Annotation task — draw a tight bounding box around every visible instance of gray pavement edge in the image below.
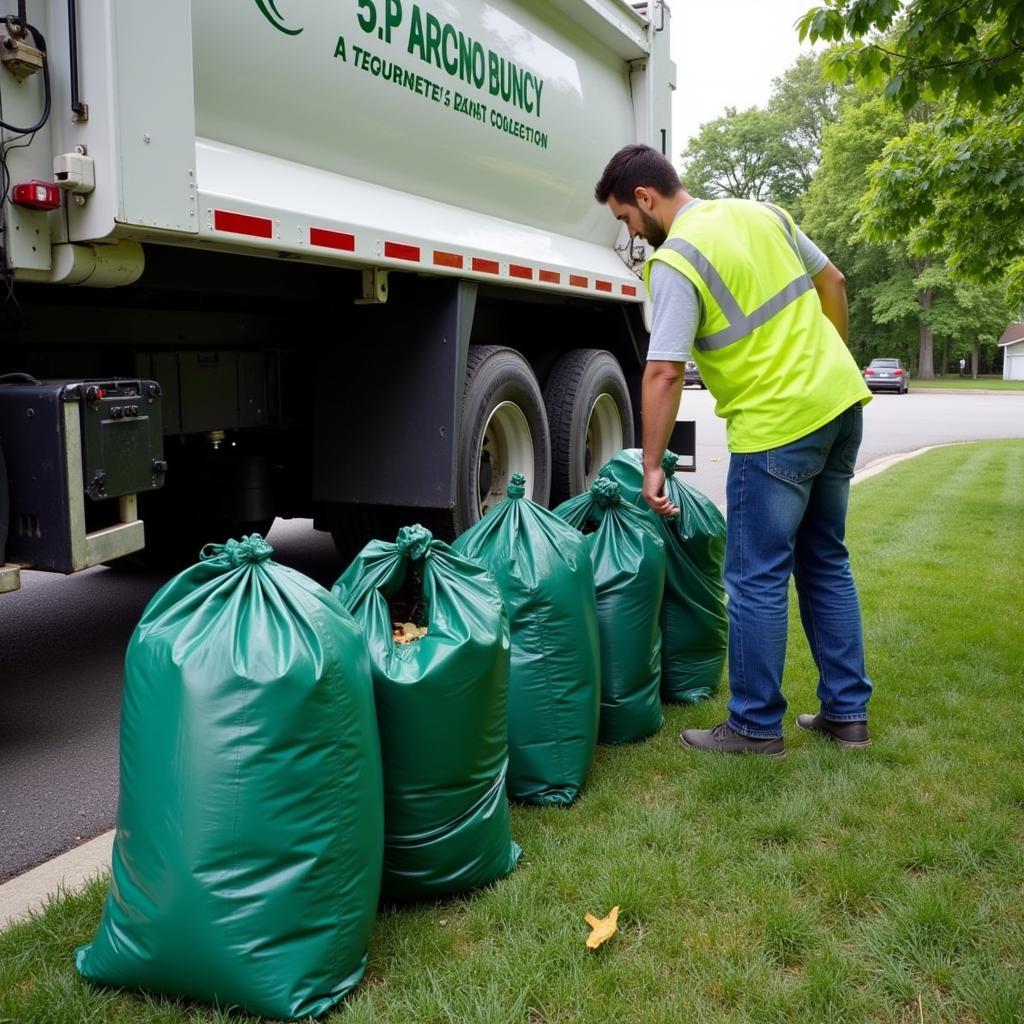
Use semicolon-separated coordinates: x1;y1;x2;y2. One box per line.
1;828;113;929
0;441;954;932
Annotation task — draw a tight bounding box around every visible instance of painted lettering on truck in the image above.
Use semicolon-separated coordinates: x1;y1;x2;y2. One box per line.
353;1;543;117
254;0;552;149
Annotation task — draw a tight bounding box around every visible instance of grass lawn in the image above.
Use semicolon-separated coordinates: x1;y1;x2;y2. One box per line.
910;376;1024;391
3;440;1023;1024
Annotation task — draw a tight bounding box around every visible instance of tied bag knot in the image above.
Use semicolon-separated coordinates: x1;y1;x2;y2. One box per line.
590;477;621;509
200;534;273;567
506;473;527;499
395;524;433;561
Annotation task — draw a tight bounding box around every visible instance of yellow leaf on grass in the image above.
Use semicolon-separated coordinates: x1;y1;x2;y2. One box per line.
584;906;619;949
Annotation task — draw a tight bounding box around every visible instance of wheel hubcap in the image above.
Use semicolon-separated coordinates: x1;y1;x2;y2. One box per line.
478;401;534;517
584;393;623;489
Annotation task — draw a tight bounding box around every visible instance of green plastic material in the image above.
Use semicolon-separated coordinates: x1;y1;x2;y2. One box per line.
554;477;666;744
76;535;384;1021
599;450;728;703
332;525;520;902
454;475;601;805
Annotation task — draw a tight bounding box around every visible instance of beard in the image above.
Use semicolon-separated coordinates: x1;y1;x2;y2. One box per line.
639;209;667;248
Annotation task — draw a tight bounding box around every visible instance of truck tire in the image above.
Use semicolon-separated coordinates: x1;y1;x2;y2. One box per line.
455;345;550;534
543;349;634;506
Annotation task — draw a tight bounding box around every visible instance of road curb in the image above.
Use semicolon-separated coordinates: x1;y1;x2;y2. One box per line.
853;444;946;484
0;829;114;929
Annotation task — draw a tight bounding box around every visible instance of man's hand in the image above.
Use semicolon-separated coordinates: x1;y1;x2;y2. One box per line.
641;360;685;517
642;464;678;517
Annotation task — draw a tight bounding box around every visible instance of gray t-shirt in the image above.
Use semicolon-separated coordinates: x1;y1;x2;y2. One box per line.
647;200;829;363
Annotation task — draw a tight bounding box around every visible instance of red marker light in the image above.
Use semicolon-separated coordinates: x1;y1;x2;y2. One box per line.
97;388;105;399
11;180;62;211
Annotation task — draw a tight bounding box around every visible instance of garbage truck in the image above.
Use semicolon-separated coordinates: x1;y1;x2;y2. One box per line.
0;0;677;591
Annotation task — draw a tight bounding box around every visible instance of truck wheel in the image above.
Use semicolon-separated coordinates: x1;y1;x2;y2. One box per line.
455;345;550;534
543;349;634;506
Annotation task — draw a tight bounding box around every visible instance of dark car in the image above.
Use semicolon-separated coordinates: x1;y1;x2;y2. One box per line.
863;357;909;394
684;359;706;389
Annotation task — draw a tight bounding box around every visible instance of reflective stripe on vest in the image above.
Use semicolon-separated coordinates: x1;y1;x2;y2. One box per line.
660;236;815;352
643;198;870;454
762;202;803;262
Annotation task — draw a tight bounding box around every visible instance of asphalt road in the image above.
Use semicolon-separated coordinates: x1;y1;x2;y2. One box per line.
2;389;1022;882
679;386;1024;508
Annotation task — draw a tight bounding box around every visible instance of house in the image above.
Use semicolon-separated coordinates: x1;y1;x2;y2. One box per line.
999;323;1024;381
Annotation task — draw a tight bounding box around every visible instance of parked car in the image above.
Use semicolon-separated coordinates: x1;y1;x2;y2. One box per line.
684;360;706;388
863;357;910;394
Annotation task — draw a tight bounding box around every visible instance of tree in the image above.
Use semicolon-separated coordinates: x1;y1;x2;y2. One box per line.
680;54;841;211
798;2;1024;305
680;106;803;204
801;96;916;365
767;52;842;187
798;1;1024;111
862;93;1024;306
801;92;1008;377
915;265;1010;377
861;257;1009;377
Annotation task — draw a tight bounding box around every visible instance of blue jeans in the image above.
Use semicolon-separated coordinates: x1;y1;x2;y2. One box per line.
724;404;872;739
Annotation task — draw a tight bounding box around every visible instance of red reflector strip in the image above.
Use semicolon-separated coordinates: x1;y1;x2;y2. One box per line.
596;280;612;293
433;250;464;268
472;257;500;275
569;274;589;289
509;264;533;280
384;241;420;262
309;227;355;251
539;270;561;284
621;284;638;297
214;210;273;239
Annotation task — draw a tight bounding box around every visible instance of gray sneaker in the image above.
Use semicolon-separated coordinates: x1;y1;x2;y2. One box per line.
796;712;871;749
679;721;785;758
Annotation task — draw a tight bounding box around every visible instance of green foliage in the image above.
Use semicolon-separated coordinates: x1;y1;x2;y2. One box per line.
798;2;1024;307
680;105;806;205
863;91;1024;307
680;54;840;210
802;90;1011;371
914;263;1010;346
802;96;914;362
798;1;1024;110
767;53;843;189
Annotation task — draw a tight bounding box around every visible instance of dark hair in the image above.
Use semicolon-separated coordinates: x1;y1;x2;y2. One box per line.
594;144;682;205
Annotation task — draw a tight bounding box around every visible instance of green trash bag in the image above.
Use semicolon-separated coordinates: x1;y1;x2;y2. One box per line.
599;450;728;704
554;477;666;744
453;473;600;805
76;535;384;1021
332;524;520;903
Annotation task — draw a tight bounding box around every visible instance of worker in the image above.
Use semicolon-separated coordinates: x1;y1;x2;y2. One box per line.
594;144;873;757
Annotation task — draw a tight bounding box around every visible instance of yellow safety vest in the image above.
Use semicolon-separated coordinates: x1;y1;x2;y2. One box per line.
644;198;871;453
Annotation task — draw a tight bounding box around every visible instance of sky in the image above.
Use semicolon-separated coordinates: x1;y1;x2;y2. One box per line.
668;0;821;167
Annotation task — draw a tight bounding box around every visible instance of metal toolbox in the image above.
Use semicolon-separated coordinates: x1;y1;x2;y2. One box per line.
0;379;165;573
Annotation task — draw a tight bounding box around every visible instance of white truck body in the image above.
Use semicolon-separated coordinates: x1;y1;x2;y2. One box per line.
0;0;677;588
